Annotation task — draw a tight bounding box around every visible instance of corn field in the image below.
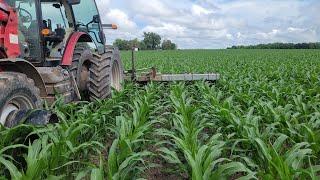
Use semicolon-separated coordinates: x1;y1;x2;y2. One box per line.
1;49;320;179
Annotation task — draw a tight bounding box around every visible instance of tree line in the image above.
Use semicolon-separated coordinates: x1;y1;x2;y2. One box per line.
113;32;177;51
228;42;320;49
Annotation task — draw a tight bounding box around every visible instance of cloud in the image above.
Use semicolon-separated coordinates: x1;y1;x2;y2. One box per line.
128;0;175;17
105;9;137;31
191;4;213;16
257;29;281;39
142;23;187;38
287;27;306;33
96;0;320;49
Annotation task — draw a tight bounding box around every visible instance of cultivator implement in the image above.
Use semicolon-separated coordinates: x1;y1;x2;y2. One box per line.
125;67;219;82
125;49;220;83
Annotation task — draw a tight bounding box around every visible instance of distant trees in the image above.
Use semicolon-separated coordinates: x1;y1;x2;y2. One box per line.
113;39;130;51
113;38;141;51
113;32;177;51
228;42;320;49
143;32;161;50
162;40;177;50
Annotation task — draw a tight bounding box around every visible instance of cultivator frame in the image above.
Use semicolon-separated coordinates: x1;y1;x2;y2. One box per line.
125;49;220;83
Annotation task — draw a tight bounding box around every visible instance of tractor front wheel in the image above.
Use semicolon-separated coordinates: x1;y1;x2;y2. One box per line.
89;47;124;101
0;72;42;127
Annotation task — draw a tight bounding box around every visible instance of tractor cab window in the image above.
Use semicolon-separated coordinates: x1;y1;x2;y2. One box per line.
41;1;70;30
72;0;104;53
7;0;42;61
41;1;70;58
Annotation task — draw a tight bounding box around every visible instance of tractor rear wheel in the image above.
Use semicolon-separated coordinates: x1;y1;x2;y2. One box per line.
89;47;124;101
0;72;42;127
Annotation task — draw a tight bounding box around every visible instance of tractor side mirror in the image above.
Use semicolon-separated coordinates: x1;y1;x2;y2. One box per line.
92;15;100;24
67;0;80;5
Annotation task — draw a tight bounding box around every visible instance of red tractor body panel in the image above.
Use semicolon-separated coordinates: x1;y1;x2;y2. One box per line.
61;32;87;66
0;1;20;58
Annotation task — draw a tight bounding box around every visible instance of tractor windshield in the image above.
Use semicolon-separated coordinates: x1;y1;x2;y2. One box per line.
72;0;104;52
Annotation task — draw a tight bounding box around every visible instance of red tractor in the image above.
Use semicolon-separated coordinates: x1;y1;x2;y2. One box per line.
0;0;124;127
0;0;220;127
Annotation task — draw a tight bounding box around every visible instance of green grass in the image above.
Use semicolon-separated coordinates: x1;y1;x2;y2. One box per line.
1;49;320;179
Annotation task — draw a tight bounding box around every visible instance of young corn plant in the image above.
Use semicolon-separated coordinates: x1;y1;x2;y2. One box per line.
0;143;27;179
28;118;104;176
107;84;158;180
254;134;320;179
0;135;65;179
158;83;255;179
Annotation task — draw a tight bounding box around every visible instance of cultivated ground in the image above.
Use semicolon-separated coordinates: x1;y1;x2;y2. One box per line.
1;49;320;179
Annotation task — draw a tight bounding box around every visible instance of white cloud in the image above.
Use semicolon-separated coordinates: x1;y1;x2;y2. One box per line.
191;4;213;16
257;29;280;39
105;9;137;30
226;34;233;40
287;27;305;33
128;0;174;17
236;32;243;39
98;7;139;44
142;23;186;37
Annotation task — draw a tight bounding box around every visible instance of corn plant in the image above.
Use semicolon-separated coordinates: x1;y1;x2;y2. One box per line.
107;84;159;180
254;134;319;179
157;84;255;179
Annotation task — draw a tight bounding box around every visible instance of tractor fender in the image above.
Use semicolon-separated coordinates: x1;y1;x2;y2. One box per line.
0;59;47;97
61;32;94;66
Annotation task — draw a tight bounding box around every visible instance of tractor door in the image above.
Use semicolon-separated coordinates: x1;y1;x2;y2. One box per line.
71;0;105;54
7;0;43;62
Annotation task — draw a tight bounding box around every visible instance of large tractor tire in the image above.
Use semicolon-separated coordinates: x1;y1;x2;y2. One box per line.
89;46;124;101
0;72;42;127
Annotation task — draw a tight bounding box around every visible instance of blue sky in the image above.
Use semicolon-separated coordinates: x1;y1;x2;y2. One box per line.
96;0;320;49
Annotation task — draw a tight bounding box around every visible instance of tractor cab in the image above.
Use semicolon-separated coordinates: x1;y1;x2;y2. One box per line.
6;0;105;64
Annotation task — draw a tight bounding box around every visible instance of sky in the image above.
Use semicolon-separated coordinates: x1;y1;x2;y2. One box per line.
95;0;320;49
